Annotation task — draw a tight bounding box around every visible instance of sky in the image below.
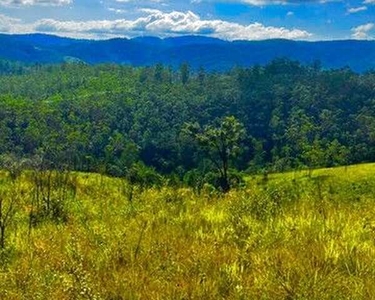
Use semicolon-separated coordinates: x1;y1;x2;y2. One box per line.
0;0;373;41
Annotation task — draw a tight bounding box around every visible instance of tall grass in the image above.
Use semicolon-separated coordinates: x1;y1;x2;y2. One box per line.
1;165;375;299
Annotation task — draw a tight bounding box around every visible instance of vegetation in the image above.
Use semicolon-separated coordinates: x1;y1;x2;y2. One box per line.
184;116;247;192
0;164;374;298
0;59;375;188
1;58;375;298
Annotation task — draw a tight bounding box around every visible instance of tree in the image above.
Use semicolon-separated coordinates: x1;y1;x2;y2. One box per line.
326;139;349;167
198;66;206;86
154;64;164;83
180;63;190;85
184;116;246;192
104;131;139;177
302;137;325;176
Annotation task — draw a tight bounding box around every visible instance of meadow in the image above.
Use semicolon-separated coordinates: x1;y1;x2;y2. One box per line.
1;164;375;299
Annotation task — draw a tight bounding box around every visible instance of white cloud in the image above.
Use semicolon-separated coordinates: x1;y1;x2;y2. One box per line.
347;6;367;14
108;7;128;14
0;9;312;40
192;0;340;6
363;0;375;4
0;14;21;32
351;23;374;40
0;0;72;6
34;9;311;40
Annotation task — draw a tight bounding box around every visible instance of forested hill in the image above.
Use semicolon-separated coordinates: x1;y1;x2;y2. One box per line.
1;60;375;181
1;33;375;72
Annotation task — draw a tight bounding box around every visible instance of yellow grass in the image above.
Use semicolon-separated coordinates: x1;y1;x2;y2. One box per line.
1;164;375;299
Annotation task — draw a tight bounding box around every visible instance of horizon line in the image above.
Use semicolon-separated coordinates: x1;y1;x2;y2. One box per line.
1;32;374;43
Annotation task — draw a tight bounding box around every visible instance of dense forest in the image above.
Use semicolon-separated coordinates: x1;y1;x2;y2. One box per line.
1;59;375;189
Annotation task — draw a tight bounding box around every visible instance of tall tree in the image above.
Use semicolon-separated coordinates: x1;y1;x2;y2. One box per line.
184;116;246;192
180;63;190;85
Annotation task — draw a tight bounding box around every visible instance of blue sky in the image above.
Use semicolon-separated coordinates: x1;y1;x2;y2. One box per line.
0;0;373;40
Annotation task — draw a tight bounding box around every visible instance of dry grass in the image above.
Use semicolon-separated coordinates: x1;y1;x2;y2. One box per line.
1;165;375;299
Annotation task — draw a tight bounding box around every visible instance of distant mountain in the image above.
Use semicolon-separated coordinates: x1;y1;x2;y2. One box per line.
0;34;374;72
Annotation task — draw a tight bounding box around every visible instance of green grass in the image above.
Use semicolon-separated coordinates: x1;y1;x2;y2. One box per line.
2;164;375;299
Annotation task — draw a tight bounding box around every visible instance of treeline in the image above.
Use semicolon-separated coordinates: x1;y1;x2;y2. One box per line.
0;59;375;185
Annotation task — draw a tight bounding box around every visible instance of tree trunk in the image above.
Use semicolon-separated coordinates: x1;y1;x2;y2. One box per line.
220;176;230;193
220;152;230;193
0;225;5;249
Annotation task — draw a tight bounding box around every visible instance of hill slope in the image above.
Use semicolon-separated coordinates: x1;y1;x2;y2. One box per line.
2;163;375;298
1;34;375;71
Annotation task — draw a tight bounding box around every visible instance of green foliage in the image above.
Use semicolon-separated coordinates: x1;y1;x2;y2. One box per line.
105;131;139;177
184;116;247;192
180;63;190;85
0;59;372;179
0;154;29;181
183;168;205;192
126;162;163;189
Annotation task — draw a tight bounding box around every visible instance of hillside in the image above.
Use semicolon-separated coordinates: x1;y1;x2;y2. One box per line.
1;163;375;298
2;61;375;181
1;34;375;72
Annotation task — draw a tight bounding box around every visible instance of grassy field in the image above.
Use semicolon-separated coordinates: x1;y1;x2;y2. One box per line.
2;164;375;299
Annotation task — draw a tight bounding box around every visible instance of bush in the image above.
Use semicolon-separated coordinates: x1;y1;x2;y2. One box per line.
126;162;163;189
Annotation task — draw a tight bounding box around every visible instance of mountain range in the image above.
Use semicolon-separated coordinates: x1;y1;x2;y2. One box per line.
2;33;375;72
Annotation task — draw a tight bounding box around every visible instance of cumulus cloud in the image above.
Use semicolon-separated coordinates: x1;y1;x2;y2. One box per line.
0;14;21;31
351;23;374;40
0;9;312;40
32;10;312;40
0;0;71;6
